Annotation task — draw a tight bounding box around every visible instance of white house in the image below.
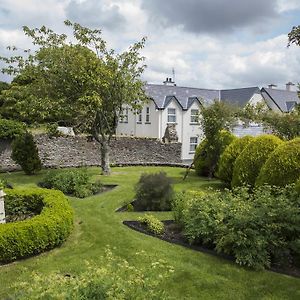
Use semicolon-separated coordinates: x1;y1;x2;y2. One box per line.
116;79;299;162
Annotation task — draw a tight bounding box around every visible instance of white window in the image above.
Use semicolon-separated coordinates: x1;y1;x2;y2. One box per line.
137;109;142;123
119;107;128;123
190;109;199;124
190;137;198;152
167;108;176;123
146;107;150;123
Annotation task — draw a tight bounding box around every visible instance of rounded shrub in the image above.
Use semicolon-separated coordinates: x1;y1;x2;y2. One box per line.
216;135;254;185
256;138;300;187
194;130;236;177
231;135;283;188
0;188;73;263
0;118;26;140
11;132;42;175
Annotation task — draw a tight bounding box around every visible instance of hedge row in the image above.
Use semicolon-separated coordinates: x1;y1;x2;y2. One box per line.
0;188;73;263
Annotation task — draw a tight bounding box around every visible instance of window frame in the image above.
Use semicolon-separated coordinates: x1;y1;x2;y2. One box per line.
189;136;198;153
119;107;129;123
190;109;199;124
145;106;150;123
167;108;176;123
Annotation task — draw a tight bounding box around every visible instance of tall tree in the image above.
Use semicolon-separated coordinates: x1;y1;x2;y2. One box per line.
0;21;147;174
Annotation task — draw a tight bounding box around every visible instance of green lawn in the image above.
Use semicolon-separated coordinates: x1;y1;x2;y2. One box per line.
0;166;299;299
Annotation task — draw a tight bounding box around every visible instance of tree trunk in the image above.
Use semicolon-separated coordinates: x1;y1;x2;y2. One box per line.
100;140;111;175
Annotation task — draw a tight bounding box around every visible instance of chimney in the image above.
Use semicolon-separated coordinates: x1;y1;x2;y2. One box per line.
268;84;277;89
286;82;295;91
163;77;176;86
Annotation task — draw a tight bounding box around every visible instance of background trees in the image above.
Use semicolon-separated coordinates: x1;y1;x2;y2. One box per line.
1;21;147;174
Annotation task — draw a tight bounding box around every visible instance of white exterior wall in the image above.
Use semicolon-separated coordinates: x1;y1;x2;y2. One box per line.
248;93;265;106
181;102;203;161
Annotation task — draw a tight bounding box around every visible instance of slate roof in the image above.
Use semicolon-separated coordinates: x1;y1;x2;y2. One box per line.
144;84;219;110
220;87;261;107
261;87;300;112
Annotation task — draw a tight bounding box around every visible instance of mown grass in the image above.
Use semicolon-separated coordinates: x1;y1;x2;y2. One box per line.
0;166;299;299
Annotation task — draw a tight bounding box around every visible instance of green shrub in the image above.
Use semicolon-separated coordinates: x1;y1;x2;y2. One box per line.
138;214;164;235
39;169;103;198
216;136;254;185
0;118;26;140
0;188;73;263
46;123;61;137
295;178;300;195
231;135;282;188
173;186;300;270
11;132;42;175
13;247;174;299
134;172;173;211
194;130;236;177
256;138;300;187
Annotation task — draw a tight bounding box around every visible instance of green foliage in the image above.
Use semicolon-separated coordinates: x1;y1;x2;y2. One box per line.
13;247;173;299
231;135;282;188
216;136;254;185
0;118;26;139
138;214;165;235
174;186;300;269
46;123;61;137
256;138;300;187
194;130;236;177
295;178;300;195
39;169;103;198
135;172;173;211
11;132;42;175
0;188;73;263
288;25;300;47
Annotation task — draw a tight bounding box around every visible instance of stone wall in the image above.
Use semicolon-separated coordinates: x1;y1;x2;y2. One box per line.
0;135;182;171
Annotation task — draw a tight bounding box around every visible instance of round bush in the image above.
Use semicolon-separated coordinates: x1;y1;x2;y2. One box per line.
216;135;254;185
0;118;26;140
194;130;236;177
0;188;73;263
231;135;283;188
256;138;300;187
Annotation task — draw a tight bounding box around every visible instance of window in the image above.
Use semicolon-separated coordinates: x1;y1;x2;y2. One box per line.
189;137;198;152
145;107;150;123
190;109;199;124
137;109;142;123
119;107;128;123
167;108;176;123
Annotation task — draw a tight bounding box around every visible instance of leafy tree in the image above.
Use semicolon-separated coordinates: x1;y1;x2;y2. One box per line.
1;21;147;174
184;101;238;179
0;81;9;93
288;25;300;47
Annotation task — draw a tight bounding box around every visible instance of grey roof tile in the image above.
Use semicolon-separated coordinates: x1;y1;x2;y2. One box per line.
220;87;261;107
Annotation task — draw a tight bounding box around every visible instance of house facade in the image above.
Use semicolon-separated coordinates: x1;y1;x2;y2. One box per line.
116;79;299;162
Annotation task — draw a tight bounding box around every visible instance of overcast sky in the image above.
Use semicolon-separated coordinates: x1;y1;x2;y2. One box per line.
1;0;300;89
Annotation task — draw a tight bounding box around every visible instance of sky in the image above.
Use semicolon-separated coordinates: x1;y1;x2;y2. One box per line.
0;0;300;89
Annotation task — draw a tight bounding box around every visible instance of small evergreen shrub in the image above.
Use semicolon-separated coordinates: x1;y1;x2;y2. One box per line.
0;188;73;263
194;130;236;177
0;119;26;140
46;123;61;137
134;172;173;211
216;135;253;185
11;132;42;175
39;169;103;198
256;138;300;187
231;135;282;188
138;214;164;235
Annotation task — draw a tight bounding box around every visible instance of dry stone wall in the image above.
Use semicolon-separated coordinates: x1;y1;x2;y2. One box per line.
0;135;182;171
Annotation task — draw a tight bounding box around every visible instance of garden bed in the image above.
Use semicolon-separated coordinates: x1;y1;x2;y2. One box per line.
116;199;171;212
124;220;300;278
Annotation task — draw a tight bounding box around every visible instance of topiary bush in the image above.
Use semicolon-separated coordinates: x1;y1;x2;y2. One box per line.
194;130;236;177
0;188;73;263
134;172;173;211
256;138;300;187
11;132;42;175
0;118;26;140
231;135;282;188
39;169;103;198
216;136;253;185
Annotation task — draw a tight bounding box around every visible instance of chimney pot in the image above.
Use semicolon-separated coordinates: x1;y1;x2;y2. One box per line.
268;84;277;89
286;82;295;91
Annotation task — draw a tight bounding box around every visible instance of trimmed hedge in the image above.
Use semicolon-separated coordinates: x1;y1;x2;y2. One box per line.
256;138;300;187
216;135;254;185
0;118;26;140
231;135;282;188
194;130;236;177
0;188;73;263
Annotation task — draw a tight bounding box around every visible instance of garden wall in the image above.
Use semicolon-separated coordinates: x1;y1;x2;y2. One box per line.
0;135;182;171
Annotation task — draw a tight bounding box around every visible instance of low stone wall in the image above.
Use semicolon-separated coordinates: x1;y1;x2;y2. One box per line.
0;135;182;171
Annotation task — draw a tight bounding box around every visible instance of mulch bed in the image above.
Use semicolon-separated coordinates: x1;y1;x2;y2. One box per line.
123;220;300;278
116;200;171;212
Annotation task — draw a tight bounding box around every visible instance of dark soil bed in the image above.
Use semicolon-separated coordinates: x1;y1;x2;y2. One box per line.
123;220;300;278
116;200;171;212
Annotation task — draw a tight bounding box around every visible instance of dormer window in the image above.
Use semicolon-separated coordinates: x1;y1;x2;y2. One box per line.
167;108;176;123
190;109;199;124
